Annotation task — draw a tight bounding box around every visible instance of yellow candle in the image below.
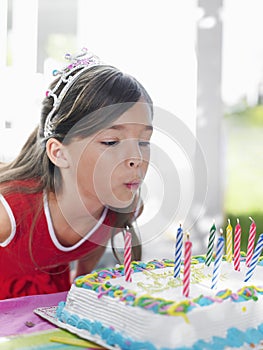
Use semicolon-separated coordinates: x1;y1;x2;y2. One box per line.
226;219;233;262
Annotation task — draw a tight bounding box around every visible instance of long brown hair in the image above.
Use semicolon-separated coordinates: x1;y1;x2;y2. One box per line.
0;64;153;262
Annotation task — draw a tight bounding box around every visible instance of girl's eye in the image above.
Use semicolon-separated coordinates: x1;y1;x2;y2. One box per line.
101;140;150;147
101;141;119;146
139;141;150;147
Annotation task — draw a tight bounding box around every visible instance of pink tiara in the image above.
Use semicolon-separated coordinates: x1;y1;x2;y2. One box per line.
44;47;102;138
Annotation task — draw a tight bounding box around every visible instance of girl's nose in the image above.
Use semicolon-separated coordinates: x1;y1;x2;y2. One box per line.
127;158;142;168
125;141;143;168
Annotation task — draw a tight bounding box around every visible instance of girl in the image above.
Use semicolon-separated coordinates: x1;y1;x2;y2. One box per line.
0;48;153;299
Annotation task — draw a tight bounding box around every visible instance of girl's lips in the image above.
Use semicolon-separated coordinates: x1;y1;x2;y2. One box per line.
125;182;140;190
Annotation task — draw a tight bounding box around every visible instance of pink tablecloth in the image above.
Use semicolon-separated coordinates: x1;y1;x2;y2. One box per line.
0;291;67;337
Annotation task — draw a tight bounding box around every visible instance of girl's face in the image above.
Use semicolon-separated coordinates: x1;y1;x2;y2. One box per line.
64;101;153;210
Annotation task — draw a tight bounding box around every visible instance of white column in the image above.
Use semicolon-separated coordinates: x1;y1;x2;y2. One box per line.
0;0;8;68
193;0;224;253
12;0;38;72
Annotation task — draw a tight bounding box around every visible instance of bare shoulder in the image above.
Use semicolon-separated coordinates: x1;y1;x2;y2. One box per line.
0;198;12;243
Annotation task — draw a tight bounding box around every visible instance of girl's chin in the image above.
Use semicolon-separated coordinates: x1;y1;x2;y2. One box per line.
105;197;135;212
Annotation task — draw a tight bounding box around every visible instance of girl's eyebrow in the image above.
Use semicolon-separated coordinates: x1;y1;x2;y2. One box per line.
106;124;153;131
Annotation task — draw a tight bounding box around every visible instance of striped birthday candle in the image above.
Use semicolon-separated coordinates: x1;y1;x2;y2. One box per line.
124;229;132;282
174;224;183;278
205;221;216;266
233;218;241;271
226;219;233;263
211;230;225;289
244;233;263;282
183;233;192;297
246;217;257;267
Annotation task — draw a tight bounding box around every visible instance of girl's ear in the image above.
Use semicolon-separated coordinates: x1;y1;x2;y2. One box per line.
45;138;69;168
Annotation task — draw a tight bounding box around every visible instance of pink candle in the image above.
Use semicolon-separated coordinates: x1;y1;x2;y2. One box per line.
183;234;192;297
124;229;132;282
246;217;257;267
234;219;241;271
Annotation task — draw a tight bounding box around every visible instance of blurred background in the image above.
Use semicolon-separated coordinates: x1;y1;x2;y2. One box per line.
1;0;263;264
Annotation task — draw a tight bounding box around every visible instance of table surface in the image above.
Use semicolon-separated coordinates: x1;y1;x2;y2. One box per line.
0;291;67;337
0;292;104;349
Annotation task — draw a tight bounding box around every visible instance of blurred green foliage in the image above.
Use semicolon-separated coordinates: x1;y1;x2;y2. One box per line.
225;105;263;126
224;104;263;251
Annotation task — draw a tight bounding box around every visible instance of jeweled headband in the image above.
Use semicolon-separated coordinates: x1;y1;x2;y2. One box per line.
44;47;102;138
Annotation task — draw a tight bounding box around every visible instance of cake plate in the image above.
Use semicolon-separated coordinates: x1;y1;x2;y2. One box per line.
34;306;116;350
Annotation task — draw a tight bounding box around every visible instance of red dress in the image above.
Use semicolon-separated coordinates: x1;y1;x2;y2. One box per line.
0;182;116;299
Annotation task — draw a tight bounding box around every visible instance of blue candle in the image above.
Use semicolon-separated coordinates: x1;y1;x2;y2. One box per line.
244;233;263;282
174;224;183;278
211;230;225;289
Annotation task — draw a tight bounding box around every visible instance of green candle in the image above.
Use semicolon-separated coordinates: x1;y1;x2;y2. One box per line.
205;222;216;266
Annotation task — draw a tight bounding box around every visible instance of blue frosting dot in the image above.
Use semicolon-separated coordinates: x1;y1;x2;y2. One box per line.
77;318;91;331
56;301;65;318
226;327;245;347
82;283;92;289
139;263;147;269
58;301;65;307
258;323;263;334
101;327;112;340
61;310;70;323
210;336;227;350
130;341;157;350
106;331;117;346
108;290;115;297
125;295;135;302
90;321;102;335
192;340;210;350
197;297;214;307
121;340;132;350
113;332;126;349
244;327;262;344
67;314;80;327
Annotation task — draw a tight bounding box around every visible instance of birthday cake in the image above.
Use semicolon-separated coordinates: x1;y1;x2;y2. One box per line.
55;255;263;350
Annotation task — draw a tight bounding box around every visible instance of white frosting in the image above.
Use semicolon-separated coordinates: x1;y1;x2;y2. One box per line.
63;261;263;348
109;262;260;300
